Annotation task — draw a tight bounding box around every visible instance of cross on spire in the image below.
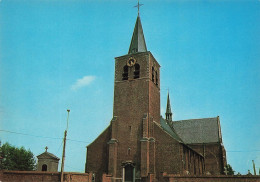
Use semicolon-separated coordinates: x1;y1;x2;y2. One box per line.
134;0;144;17
45;146;48;152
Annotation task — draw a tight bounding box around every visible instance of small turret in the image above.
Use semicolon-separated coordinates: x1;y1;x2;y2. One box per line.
165;91;173;121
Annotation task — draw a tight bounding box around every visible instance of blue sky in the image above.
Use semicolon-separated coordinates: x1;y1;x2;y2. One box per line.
0;0;259;174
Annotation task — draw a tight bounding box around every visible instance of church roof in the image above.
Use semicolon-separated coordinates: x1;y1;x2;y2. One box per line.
160;117;183;143
128;15;147;54
37;151;60;160
172;117;222;144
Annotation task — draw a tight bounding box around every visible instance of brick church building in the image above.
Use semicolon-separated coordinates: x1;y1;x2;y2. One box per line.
85;10;226;182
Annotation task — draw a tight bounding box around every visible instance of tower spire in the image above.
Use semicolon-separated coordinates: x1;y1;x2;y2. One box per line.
128;1;147;54
165;91;173;121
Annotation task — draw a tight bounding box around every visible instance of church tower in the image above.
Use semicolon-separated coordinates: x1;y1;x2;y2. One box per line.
109;12;161;180
86;3;208;181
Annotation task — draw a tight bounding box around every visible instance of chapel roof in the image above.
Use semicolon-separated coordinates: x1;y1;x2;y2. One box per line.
37;151;60;160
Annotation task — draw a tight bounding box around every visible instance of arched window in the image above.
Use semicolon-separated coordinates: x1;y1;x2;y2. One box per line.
42;164;47;171
152;67;154;82
155;71;158;85
127;148;131;155
134;64;140;79
122;65;128;80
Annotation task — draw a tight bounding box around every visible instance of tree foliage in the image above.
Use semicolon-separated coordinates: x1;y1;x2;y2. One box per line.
226;164;235;175
0;142;36;171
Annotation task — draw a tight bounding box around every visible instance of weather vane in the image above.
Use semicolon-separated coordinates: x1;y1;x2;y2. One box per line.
134;0;144;16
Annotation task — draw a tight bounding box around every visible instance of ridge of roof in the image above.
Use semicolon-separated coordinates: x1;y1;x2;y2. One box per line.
174;116;219;123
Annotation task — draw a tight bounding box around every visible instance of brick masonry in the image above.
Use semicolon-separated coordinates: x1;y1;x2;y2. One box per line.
86;51;207;181
162;173;260;182
188;143;226;175
0;170;93;182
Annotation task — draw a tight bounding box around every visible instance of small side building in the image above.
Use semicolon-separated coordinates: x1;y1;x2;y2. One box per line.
37;147;60;172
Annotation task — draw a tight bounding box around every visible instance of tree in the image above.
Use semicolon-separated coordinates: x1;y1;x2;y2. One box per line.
0;142;36;171
226;164;235;175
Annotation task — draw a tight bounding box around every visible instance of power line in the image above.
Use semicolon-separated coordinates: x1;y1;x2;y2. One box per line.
0;129;62;140
226;150;260;153
1;129;258;151
67;138;90;144
0;129;90;144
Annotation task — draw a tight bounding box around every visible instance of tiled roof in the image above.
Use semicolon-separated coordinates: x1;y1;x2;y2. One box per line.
172;117;221;144
160;117;183;143
37;151;60;160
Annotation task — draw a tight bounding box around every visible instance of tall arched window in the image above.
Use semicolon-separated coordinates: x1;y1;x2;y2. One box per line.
122;65;128;80
155;71;158;85
42;164;47;171
152;66;155;82
134;64;140;79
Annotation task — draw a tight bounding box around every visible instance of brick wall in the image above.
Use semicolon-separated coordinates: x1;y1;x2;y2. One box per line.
86;125;111;182
163;174;260;182
154;123;182;177
0;170;92;182
188;143;226;175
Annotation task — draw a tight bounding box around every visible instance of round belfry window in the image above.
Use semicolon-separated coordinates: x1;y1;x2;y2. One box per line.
42;164;47;171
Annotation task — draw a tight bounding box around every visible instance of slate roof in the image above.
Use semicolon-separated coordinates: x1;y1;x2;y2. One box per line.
160;117;183;143
172;117;221;144
37;151;60;160
128;15;147;54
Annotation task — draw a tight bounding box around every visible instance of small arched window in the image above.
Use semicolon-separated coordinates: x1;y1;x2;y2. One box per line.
42;164;47;171
134;64;140;79
127;148;131;155
122;65;128;80
152;67;155;82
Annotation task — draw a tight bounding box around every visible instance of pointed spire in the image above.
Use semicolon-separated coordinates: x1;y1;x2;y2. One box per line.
128;15;147;54
166;91;173;121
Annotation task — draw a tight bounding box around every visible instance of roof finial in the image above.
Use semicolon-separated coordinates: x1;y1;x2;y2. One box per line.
134;0;143;17
45;146;48;152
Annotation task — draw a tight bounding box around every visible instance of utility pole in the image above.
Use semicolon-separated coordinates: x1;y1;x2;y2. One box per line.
252;160;256;175
60;109;70;182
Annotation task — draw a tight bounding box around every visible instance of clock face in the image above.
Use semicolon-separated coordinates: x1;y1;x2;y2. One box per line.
127;57;136;67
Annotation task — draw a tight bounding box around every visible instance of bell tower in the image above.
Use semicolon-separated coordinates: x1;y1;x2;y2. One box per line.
108;12;161;180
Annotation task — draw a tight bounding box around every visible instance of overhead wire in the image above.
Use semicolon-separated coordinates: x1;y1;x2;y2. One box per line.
0;129;90;144
1;129;259;152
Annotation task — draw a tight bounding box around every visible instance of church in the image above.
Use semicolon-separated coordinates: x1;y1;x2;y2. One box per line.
85;6;226;182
